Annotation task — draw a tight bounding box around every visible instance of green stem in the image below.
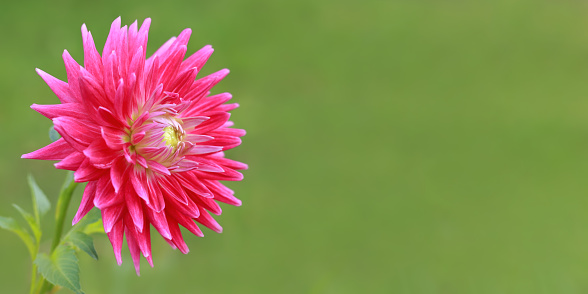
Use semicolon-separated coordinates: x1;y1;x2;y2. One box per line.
29;264;37;294
50;172;79;251
39;171;79;294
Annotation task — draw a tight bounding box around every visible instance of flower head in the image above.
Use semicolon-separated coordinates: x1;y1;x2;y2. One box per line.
22;17;247;274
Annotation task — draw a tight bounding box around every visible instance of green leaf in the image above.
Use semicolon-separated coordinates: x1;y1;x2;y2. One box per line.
28;174;51;222
65;208;104;238
74;208;101;228
67;231;98;260
82;220;104;235
0;216;36;259
13;204;41;244
35;244;84;294
49;125;61;142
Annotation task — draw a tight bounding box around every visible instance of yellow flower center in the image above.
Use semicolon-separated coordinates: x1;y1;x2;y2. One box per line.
162;126;181;147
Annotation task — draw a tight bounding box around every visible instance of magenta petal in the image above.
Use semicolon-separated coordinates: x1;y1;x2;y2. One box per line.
101;127;125;149
194;209;223;233
146;178;165;212
83;139;118;168
168;220;189;254
168;208;203;237
107;220;124;265
146;208;172;240
180;44;213;73
187;92;232;114
53;116;97;151
148;160;171;176
74;157;106;182
190;112;230;134
62;50;82;101
81;24;104;82
125;184;144;232
102;204;124;233
72;181;97;225
31;103;86;120
131;170;150;203
158;176;189;205
110;157;129;193
35;68;76;103
184;145;223;156
94;176;121;209
125;224;143;276
22;138;74;160
54;151;85;171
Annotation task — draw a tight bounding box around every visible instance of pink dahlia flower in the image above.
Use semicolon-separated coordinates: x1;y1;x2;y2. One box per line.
22;17;247;274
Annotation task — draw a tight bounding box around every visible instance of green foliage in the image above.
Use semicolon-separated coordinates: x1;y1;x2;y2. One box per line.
64;209;102;261
67;232;99;261
35;244;84;294
12;204;41;245
0;173;104;294
0;216;35;259
28;174;51;222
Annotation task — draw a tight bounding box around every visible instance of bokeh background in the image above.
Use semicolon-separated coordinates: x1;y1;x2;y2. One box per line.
2;0;588;293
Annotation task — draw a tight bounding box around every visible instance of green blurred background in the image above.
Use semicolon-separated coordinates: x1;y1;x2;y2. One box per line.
2;0;588;293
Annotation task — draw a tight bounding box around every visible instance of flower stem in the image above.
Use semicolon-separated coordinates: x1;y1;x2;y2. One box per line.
50;171;78;252
38;171;79;294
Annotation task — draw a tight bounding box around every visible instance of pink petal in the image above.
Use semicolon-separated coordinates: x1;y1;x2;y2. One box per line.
106;220;124;265
167;220;189;254
131;170;150;203
74;157;106;182
62;50;82;101
22;138;74;160
30;103;86;120
167;208;203;237
83;139;118;168
81;24;104;82
54;151;85;171
187;92;232;114
124;184;144;232
101;127;126;150
124;223;143;276
94;176;122;209
157;175;189;205
194;208;223;233
101;203;124;233
180;44;213;73
53;116;97;151
35;68;75;103
110;157;129;193
72;181;97;225
146;208;172;240
189;112;230;134
148;160;171;176
184;145;223;156
146;177;165;212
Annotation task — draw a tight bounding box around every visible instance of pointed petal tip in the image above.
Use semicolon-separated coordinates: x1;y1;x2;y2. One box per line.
202;45;214;53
